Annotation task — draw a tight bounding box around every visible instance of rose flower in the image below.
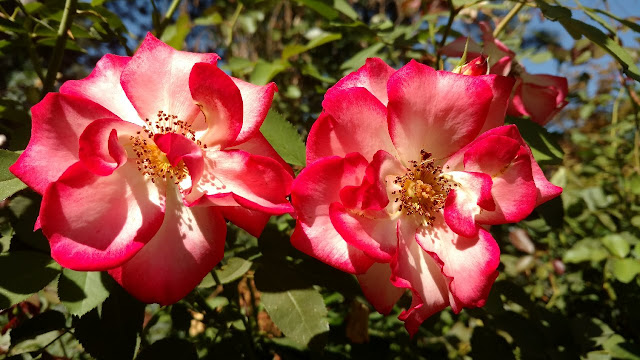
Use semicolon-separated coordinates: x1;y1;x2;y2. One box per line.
290;58;561;335
10;34;293;305
441;22;569;126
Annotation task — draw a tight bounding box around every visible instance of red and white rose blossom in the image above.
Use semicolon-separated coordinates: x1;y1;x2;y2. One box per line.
290;58;562;335
10;34;294;305
441;22;569;126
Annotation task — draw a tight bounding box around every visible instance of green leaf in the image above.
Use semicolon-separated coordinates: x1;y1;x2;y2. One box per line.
261;287;329;347
0;150;26;201
333;0;358;20
0;221;13;253
199;257;253;287
609;258;640;283
58;269;111;317
340;42;385;72
282;32;341;60
602;234;630;258
602;334;640;360
563;238;608;264
558;18;640;81
260;110;306;166
588;8;640;34
295;0;339;20
160;13;192;50
507;117;564;165
72;284;145;360
249;59;288;86
10;310;66;347
0;251;60;310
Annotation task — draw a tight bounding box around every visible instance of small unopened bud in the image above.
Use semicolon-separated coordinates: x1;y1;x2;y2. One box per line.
552;259;565;275
509;228;535;254
453;55;488;76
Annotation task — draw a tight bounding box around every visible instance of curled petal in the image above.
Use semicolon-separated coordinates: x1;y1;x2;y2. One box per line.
444;171;494;238
230;78;277;145
356;263;404;315
291;154;375;274
308;87;396;164
226;133;293;175
109;184;226;305
60;54;143;126
509;74;568;126
120;33;220;124
219;206;271;238
78;118;141;176
153;132;205;188
41;162;165;271
187;150;293;214
416;218;500;313
390;218;450;336
189;62;243;148
10;93;117;194
329;57;396;106
387;60;493;162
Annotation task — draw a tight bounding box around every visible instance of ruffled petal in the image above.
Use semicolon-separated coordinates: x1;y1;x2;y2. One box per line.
60;54;143;126
41;162;165;271
120;33;220;125
329;57;396;106
109;184;226;305
230;77;277;145
415;218;499;313
390;218;450;336
290;154;375;274
226;133;292;175
387;60;493;162
189;62;243;148
9;93;117;194
356;262;404;315
78;118;141;176
219;206;271;238
443;171;494;238
186;150;293;214
308;87;396;164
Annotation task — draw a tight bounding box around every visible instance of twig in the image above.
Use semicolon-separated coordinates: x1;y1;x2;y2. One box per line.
41;0;77;96
493;1;526;38
226;2;244;46
156;0;182;38
434;0;459;68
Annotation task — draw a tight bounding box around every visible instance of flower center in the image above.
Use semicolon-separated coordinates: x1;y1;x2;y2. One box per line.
391;150;454;225
129;111;203;184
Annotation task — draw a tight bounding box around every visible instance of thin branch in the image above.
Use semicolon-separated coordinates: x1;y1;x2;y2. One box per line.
493;1;526;38
41;0;77;96
226;2;244;46
156;0;182;38
435;0;459;68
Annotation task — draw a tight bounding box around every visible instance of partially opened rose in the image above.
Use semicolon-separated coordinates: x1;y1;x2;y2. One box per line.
441;21;568;125
290;58;562;335
10;33;294;305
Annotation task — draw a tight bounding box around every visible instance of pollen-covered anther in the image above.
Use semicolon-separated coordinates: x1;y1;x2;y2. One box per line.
142;110;199;143
392;150;453;225
129;134;189;185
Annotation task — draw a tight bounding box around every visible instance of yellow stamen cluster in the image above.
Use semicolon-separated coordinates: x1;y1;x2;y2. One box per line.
129;111;203;184
391;150;455;225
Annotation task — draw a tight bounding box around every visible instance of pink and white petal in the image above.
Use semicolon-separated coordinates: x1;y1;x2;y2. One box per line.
230;78;277;145
60;54;143;126
415;218;499;313
41;162;165;271
477;74;515;133
330;203;397;262
120;33;220;124
153;132;205;187
356;262;404;315
443;171;493;238
189;62;243;148
329;57;396;106
290;154;375;274
529;159;563;206
308;88;396;164
439;37;484;59
522;73;568;105
226;132;292;175
187;150;292;214
9;93;117;194
109;184;226;305
387;61;493;162
339;150;404;212
78;118;141;176
508;82;561;126
391;218;450;336
490;56;513;77
219;206;271;238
